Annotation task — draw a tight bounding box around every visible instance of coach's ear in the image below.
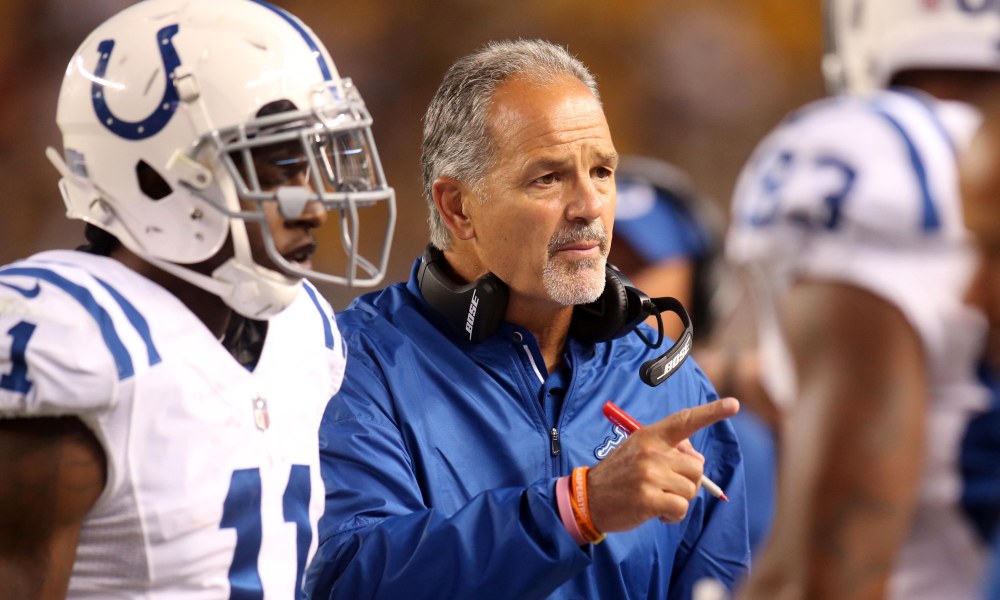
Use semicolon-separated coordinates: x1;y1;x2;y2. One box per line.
432;176;476;241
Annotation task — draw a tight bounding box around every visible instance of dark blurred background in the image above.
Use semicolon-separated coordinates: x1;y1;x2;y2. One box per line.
0;0;824;309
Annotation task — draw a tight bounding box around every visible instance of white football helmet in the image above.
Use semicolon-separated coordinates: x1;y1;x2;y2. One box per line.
823;0;1000;95
47;0;396;318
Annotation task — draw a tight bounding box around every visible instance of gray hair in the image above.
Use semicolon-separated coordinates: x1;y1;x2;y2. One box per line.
420;39;601;249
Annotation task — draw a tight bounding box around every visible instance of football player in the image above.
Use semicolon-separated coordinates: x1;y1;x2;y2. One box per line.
726;1;1000;598
958;88;1000;600
0;0;394;597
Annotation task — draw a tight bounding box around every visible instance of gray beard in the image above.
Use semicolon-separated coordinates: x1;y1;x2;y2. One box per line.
543;222;609;306
543;256;606;305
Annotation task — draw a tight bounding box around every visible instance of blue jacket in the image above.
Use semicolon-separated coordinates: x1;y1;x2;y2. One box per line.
305;260;750;600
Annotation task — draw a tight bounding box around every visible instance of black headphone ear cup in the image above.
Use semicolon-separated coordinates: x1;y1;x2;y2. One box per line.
570;264;637;343
418;244;508;342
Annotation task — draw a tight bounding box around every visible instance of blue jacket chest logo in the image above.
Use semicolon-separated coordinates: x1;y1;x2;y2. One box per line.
594;424;628;460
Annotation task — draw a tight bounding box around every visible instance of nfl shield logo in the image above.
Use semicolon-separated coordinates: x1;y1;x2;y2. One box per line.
252;397;270;431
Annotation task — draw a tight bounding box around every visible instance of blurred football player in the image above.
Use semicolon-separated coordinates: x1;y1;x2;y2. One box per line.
726;1;1000;598
0;0;394;597
958;89;1000;600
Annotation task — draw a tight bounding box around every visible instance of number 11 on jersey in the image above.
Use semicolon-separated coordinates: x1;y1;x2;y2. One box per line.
221;465;313;600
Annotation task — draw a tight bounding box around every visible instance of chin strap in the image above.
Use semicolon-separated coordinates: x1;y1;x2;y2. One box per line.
143;253;299;319
157;148;299;319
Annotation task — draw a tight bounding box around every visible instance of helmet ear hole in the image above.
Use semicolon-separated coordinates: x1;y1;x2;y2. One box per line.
136;160;173;200
257;99;298;117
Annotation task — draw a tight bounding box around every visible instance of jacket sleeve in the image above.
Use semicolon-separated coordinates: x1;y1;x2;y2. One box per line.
303;350;592;600
668;370;752;599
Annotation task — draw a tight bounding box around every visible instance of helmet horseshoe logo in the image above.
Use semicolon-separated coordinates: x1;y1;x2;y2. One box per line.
91;24;182;141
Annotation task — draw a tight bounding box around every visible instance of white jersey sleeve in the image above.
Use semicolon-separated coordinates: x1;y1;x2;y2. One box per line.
0;256;161;417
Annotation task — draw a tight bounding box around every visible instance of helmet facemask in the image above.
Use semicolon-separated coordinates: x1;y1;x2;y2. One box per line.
191;78;396;293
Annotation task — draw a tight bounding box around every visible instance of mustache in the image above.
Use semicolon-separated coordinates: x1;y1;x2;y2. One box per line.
548;222;609;257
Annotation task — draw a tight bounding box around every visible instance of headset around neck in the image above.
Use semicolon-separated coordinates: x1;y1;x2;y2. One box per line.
417;244;692;387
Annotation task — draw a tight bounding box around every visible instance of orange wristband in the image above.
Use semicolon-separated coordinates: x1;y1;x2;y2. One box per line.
569;466;606;544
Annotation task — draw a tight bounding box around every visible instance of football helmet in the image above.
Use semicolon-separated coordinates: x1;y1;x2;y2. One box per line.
47;0;396;318
823;0;1000;95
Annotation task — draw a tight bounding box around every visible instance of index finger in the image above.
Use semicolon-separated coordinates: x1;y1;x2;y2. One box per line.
647;397;740;447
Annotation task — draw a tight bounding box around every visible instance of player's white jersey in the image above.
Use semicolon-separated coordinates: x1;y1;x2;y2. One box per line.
0;250;346;599
727;89;990;599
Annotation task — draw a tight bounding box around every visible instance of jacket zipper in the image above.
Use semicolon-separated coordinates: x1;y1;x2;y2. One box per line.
512;333;562;469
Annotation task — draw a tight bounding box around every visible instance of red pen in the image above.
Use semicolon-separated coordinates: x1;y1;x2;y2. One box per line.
602;400;729;502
